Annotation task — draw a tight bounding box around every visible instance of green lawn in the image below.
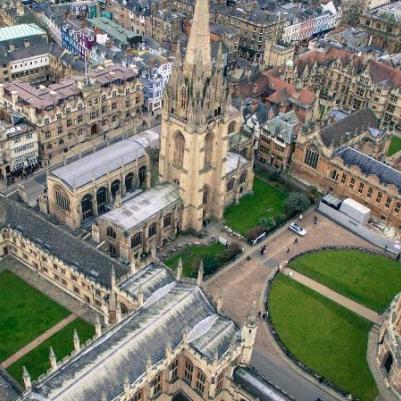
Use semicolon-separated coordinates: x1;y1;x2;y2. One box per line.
0;270;71;361
289;249;401;312
387;135;401;156
269;274;377;401
223;177;288;235
164;243;227;277
8;319;94;384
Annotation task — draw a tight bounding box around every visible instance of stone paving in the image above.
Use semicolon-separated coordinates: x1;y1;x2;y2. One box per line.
207;210;378;401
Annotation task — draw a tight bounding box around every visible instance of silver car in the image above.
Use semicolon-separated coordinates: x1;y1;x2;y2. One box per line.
289;222;307;236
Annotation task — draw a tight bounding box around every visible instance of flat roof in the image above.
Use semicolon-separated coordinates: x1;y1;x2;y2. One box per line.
0;24;46;43
98;183;181;231
51;138;146;189
88;17;137;45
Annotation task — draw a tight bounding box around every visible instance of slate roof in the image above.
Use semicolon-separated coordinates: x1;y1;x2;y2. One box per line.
0;370;21;401
262;111;299;144
320;109;379;148
336;147;401;192
22;279;239;401
233;368;294;401
0;196;129;288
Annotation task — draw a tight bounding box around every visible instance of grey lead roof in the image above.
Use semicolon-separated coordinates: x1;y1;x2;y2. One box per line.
22;279;239;401
51;138;146;189
336;147;401;192
233;368;295;401
0;196;128;288
98;183;182;231
119;262;175;300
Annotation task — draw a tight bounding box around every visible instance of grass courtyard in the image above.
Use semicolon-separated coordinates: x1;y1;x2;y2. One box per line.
387;135;401;156
269;274;378;401
0;270;70;361
164;243;227;278
0;269;94;383
289;249;401;312
7;319;94;384
223;177;288;235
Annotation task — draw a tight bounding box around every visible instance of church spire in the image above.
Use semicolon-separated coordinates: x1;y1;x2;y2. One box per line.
184;0;211;77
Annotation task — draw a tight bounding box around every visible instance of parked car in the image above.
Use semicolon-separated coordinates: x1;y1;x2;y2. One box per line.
289;222;306;236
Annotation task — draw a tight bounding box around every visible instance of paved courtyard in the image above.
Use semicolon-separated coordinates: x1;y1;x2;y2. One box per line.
207;211;378;401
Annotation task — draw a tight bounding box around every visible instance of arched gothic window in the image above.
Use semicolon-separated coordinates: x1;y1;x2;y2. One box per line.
125;172;134;192
227;121;236;135
81;194;93;220
174;132;185;167
97;187;107;214
181;86;187;110
204;132;213;168
304;146;319;169
330;169;338;181
226;178;235;192
111;180;121;198
107;226;116;239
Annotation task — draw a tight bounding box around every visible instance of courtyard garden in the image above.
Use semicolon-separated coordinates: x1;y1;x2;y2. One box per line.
289;249;401;312
223;177;288;236
0;270;70;361
387;135;401;156
7;319;94;384
268;274;378;401
223;174;312;239
164;242;241;278
0;269;94;384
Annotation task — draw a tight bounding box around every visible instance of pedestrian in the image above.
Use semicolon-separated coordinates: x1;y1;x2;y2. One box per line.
299;214;303;221
258;311;261;318
287;248;290;254
293;238;298;244
262;313;266;319
314;215;318;225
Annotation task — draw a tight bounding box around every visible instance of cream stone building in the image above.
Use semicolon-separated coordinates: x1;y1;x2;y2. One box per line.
46;127;159;230
159;0;253;233
0;64;144;162
0;192;286;401
45;0;254;241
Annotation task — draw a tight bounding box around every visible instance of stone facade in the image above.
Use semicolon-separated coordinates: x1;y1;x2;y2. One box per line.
377;292;401;396
159;0;254;233
0;64;144;162
289;110;401;228
359;2;401;54
282;47;401;131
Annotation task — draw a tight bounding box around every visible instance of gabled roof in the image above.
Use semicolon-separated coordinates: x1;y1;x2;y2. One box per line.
23;279;239;401
320;109;379;148
336;147;401;192
0;196;128;288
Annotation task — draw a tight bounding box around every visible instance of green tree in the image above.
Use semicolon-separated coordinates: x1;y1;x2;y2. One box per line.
284;192;311;218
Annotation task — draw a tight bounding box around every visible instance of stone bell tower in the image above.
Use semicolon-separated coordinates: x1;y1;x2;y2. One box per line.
159;0;236;233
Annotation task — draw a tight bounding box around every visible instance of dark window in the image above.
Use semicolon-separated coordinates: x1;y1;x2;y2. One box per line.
163;214;172;228
184;360;193;383
81;194;93;220
97;187;107;214
107;226;116;239
304;146;319;169
148;223;157;237
111;180;120;198
131;232;142;248
125;173;134;192
139;166;146;183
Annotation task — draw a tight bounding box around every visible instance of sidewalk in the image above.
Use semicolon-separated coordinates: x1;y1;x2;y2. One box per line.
1;314;76;368
283;267;380;323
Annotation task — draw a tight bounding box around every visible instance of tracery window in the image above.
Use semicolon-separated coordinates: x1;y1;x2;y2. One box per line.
304;146;319;169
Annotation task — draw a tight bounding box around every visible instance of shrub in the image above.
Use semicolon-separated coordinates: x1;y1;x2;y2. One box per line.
284;192;311;218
